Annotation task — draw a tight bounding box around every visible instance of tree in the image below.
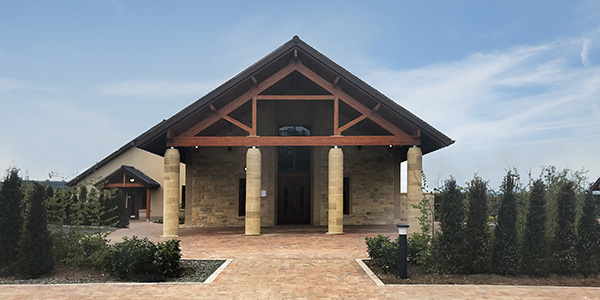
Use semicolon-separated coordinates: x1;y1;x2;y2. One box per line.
576;190;599;275
17;183;54;278
521;179;549;276
464;175;490;274
553;180;578;274
0;167;24;272
435;177;467;273
492;171;519;275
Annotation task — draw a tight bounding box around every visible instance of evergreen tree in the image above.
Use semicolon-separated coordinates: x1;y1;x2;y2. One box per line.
492;171;519;275
44;185;54;198
0;168;24;273
464;175;490;274
521;179;549;276
115;190;129;228
576;190;599;275
553;180;578;274
436;177;467;273
17;183;54;278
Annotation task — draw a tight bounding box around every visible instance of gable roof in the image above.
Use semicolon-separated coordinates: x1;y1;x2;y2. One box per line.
592;177;600;191
134;35;454;159
68;36;454;183
104;165;160;189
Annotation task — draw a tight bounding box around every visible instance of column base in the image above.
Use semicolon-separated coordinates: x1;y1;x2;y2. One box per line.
244;233;261;236
161;235;179;238
326;232;345;235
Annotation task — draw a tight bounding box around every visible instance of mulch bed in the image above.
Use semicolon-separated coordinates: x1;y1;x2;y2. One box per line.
0;259;225;284
364;260;600;286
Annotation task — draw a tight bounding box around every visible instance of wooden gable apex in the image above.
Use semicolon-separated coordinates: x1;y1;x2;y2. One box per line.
134;36;453;158
166;39;421;147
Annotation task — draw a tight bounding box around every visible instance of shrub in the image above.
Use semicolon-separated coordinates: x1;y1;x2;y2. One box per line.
436;177;467;274
366;235;398;273
0;167;24;273
17;183;54;278
155;239;182;277
576;190;599;275
553;180;579;274
521;180;549;276
110;236;157;278
464;175;491;274
492;171;519;275
407;233;434;272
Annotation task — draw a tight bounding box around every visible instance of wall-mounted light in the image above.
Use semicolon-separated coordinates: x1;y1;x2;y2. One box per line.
244;166;247;172
129;178;135;183
195;146;199;149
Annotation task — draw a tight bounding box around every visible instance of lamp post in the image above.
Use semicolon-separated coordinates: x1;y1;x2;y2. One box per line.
396;223;409;279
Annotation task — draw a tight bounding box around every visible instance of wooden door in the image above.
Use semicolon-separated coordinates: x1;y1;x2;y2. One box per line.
277;176;311;224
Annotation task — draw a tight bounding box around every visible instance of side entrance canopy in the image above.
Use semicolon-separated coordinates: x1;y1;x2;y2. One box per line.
128;36;454;237
103;165;160;220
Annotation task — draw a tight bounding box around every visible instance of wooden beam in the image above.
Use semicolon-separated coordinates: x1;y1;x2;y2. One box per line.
180;60;298;137
251;96;257;136
333;97;339;135
372;103;381;113
146;188;150;220
295;63;415;140
167;135;418;147
338;114;367;133
105;182;147;188
222;115;253;134
294;49;298;58
333;76;340;86
251;76;258;86
256;95;334;100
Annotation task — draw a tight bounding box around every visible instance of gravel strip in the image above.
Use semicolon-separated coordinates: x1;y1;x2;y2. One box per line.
0;259;226;285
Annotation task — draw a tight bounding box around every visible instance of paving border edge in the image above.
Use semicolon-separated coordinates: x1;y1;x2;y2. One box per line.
355;258;385;286
203;258;233;284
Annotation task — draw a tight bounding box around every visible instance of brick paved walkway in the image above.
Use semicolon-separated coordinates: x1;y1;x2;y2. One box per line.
1;222;599;299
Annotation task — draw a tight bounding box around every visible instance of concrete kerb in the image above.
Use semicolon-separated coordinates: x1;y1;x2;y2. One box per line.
204;259;233;284
355;258;384;286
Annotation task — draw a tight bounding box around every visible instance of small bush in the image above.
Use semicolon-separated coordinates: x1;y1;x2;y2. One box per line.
110;236;157;278
366;235;398;273
155;239;182;277
407;233;434;272
51;230;110;268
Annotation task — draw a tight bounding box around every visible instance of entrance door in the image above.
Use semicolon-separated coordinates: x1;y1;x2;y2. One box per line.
277;125;311;224
277;175;310;224
126;189;144;220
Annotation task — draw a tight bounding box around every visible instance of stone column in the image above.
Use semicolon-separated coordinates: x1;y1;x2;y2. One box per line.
245;147;261;235
327;146;344;234
406;146;423;235
163;147;180;237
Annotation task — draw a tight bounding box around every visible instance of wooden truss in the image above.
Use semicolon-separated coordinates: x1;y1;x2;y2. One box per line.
167;55;420;147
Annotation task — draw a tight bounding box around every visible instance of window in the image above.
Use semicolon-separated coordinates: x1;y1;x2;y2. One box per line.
238;178;246;217
343;177;350;215
180;185;186;209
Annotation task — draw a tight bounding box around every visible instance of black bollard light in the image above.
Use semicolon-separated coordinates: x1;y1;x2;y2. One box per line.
396;223;409;279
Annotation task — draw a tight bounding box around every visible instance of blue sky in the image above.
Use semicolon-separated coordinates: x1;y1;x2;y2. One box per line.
1;0;599;190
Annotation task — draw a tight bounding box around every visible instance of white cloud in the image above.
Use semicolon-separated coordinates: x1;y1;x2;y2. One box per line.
0;78;32;92
0;78;56;93
581;38;592;66
365;39;600;188
97;79;221;98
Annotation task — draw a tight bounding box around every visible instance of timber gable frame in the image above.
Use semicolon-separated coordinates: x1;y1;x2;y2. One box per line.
135;35;453;161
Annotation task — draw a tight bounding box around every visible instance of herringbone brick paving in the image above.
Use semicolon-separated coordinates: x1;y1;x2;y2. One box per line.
1;222;599;299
